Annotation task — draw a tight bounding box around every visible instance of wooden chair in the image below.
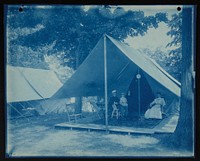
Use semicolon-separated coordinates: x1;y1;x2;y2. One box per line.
111;103;121;119
66;104;82;122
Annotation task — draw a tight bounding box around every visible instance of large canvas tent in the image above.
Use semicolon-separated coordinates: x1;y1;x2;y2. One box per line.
52;35;181;120
6;65;63;117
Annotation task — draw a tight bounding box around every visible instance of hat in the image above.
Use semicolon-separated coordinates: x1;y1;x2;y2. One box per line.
112;90;117;93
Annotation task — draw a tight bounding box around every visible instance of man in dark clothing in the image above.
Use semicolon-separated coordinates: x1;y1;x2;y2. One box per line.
108;90;120;117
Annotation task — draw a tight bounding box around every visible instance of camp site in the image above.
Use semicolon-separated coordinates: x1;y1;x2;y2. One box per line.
5;5;195;158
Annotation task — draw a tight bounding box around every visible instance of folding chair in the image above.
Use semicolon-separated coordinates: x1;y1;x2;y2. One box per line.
111;103;121;119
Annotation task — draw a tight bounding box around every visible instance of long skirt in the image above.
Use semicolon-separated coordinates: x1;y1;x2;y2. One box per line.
144;105;162;119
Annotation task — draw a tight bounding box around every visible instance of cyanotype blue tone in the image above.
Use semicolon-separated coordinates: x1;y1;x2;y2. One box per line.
5;5;195;157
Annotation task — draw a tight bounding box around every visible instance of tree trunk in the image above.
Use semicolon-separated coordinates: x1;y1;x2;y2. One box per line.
75;97;82;114
174;6;194;151
75;40;82;114
160;6;194;152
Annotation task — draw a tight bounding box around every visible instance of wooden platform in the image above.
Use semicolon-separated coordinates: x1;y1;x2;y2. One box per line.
153;114;179;134
55;114;179;135
55;122;155;135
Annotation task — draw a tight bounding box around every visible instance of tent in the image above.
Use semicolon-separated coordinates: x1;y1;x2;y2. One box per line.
6;65;63;118
52;35;181;120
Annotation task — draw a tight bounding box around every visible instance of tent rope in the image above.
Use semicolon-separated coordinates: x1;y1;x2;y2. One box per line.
45;99;60;114
18;69;45;99
8;103;30;122
18;102;34;116
117;62;130;80
18;69;52;114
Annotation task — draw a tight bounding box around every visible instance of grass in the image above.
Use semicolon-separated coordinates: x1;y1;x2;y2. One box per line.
6;113;194;157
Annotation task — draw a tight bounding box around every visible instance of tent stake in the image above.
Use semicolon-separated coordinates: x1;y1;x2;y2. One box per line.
104;34;108;130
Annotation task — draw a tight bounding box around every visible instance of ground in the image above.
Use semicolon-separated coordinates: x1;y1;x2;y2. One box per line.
6;113;193;157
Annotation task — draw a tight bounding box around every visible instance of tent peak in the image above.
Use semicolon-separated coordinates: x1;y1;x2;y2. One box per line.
103;33;110;38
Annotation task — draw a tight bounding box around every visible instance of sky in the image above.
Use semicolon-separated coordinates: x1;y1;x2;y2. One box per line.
125;22;174;51
122;5;180;51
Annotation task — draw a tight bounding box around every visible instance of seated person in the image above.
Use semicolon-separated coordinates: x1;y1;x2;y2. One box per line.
97;97;105;105
108;90;120;116
144;92;166;119
119;92;128;117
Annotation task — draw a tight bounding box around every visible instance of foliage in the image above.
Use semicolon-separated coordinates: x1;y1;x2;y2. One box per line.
166;13;182;48
6;5;168;71
141;12;183;82
165;12;182;80
44;54;74;83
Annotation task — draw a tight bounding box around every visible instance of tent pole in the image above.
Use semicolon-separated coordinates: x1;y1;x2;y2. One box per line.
137;68;141;119
104;34;108;130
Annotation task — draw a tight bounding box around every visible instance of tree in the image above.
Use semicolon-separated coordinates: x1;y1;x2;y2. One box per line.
6;5;168;70
174;6;194;151
44;54;74;83
161;7;194;152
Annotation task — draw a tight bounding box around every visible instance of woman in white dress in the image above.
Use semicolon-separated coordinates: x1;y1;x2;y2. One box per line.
144;92;166;119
